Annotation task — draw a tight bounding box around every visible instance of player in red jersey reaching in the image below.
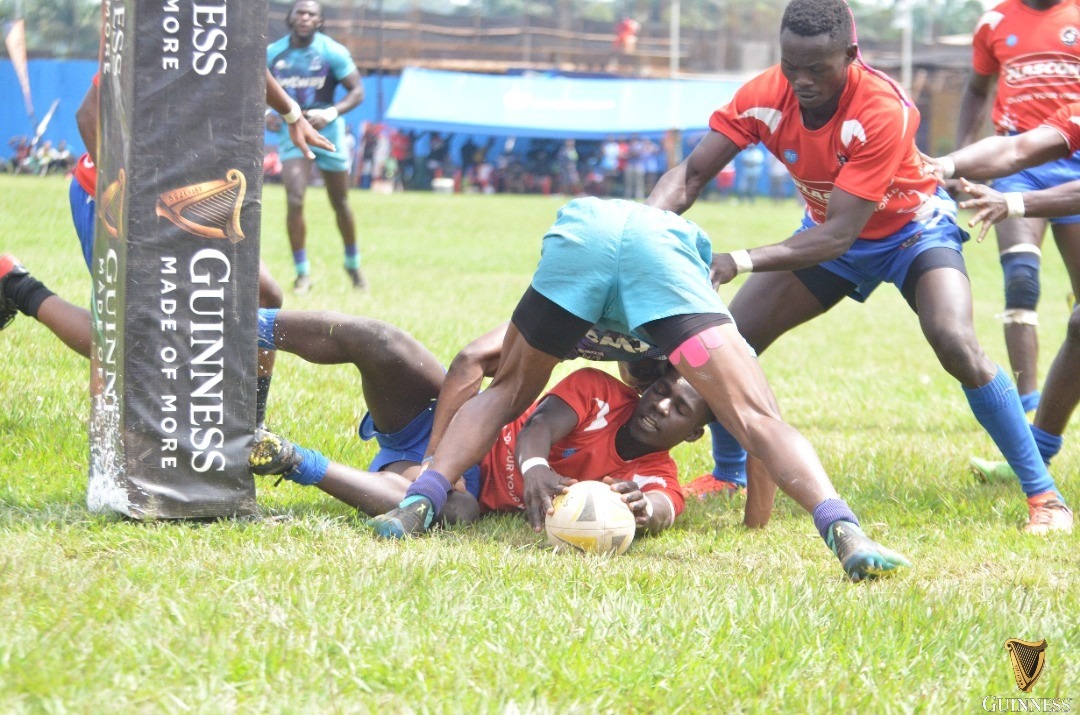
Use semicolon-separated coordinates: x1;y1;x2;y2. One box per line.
648;0;1071;534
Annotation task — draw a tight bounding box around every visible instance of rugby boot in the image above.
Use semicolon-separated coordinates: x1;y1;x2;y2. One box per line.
0;254;28;331
369;496;435;539
826;520;911;582
1023;493;1073;535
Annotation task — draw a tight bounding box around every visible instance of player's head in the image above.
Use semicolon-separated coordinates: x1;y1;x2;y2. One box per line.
779;0;857;110
287;0;324;36
626;367;712;452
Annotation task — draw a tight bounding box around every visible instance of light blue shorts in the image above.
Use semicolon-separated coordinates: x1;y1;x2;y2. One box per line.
812;187;970;301
992;143;1080;225
530;197;730;339
358;403;482;499
278;115;349;173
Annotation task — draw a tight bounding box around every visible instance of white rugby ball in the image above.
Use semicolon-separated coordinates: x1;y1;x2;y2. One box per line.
546;480;637;555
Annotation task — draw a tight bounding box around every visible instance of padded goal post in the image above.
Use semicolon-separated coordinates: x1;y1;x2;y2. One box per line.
88;0;267;518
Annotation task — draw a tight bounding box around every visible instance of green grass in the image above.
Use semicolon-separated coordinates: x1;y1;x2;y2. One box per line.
0;175;1077;713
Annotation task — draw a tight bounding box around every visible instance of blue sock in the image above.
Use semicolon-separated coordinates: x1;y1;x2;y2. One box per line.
1020;390;1041;413
344;245;360;270
708;421;747;487
285;445;329;486
405;469;452;515
293;250;309;276
964;367;1057;498
257;308;278;351
1031;425;1063;466
812;498;859;541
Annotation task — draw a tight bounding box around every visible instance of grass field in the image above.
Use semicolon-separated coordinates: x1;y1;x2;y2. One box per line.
0;174;1077;713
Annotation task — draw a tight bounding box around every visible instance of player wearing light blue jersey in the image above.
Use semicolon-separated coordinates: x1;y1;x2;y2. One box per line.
267;0;366;293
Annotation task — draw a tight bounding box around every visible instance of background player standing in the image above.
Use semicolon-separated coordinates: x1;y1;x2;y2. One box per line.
954;0;1080;412
268;0;366;293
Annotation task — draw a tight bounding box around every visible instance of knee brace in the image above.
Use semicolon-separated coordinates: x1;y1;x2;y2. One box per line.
1000;245;1041;325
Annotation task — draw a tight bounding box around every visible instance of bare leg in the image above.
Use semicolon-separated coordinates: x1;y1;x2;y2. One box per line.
1036;224;1080;435
270;310;444;433
668;323;836;514
280;158;311;258
321;169;357;255
914;268;997;387
727;271;828;353
1033;305;1080;436
428;324;562;486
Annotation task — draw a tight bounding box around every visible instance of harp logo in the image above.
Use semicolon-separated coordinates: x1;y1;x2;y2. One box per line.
156;169;247;242
1004;638;1047;693
980;637;1072;713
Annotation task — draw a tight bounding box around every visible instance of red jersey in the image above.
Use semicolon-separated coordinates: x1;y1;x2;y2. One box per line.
710;63;937;239
972;0;1080;133
73;73;100;197
478;368;685;516
1041;99;1080;149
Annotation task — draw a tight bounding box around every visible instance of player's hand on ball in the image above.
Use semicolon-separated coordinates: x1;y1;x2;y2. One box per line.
710;253;737;288
522;466;576;532
603;477;649;526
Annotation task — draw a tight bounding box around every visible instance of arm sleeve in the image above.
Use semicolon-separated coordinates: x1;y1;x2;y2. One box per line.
971;12;1000;76
707;75;774;150
325;36;358;80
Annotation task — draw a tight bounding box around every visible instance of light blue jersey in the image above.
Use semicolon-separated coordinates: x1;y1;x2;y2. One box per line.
267;32;356;170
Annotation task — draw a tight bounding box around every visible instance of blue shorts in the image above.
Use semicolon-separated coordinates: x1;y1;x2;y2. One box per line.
530;198;730;339
69;179;95;272
992;145;1080;225
358;402;482;499
278;116;349;173
810;188;969;302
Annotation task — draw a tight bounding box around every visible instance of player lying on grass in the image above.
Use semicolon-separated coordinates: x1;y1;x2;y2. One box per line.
427;320;753;504
370;195;910;582
249;308;714;533
925;100;1080;504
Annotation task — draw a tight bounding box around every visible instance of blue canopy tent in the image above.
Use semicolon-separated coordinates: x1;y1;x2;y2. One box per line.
385;67;744;139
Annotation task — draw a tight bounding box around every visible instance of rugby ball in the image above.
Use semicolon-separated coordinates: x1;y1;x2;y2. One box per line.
546;480;637;555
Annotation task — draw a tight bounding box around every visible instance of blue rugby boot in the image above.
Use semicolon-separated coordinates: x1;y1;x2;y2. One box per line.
826;521;911;582
369;496;435;539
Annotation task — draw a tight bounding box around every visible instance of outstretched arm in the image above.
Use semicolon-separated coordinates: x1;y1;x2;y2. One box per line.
710;188;876;286
960;177;1080;242
647;131;741;214
425;322;510;459
931;126;1071;183
514;395;581;531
